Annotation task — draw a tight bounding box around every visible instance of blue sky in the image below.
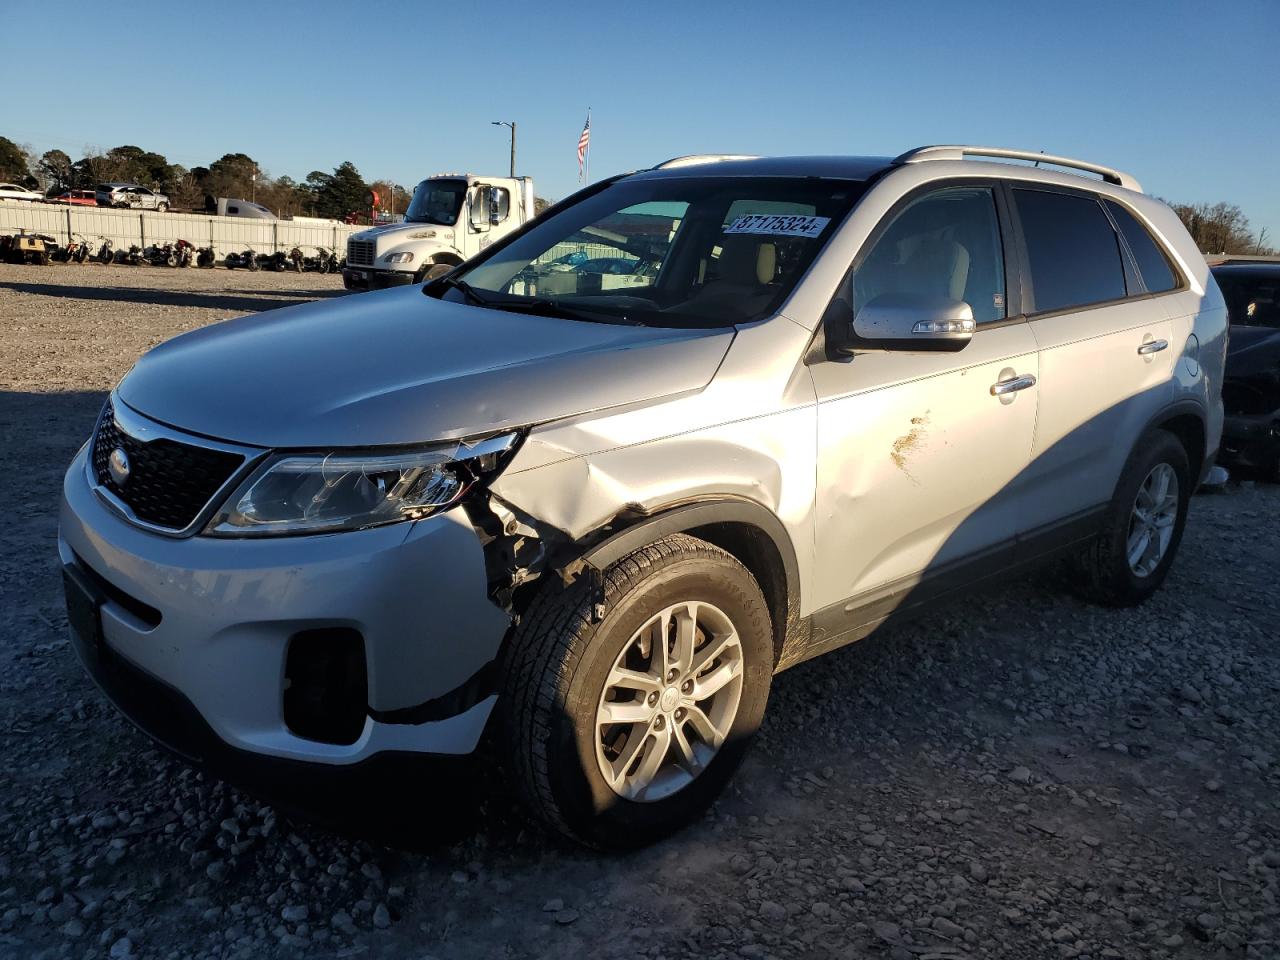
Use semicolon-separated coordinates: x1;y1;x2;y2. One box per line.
4;0;1277;239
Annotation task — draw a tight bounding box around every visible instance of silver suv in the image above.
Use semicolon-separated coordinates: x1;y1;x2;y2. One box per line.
60;146;1226;848
95;182;170;212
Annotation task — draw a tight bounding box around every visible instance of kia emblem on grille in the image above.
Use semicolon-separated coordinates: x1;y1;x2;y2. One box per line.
108;447;131;487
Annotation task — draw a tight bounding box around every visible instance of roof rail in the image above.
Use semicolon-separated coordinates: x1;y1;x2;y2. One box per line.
892;145;1142;193
654;154;759;170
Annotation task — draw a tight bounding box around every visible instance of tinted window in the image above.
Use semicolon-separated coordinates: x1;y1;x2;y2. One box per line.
1015;190;1125;313
1105;201;1178;293
1215;271;1280;328
851;186;1006;323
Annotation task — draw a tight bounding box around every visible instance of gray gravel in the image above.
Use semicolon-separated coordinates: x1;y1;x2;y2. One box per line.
1;261;1278;959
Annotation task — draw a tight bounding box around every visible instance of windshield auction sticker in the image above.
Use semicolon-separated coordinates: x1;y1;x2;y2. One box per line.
724;215;831;238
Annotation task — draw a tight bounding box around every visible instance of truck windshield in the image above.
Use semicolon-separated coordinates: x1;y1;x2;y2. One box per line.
405;179;467;225
438;175;865;328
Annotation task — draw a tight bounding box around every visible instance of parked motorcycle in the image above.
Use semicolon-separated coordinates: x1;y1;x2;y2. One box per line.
53;234;94;263
121;244;147;266
95;238;114;265
307;246;339;274
174;239;196;268
224;249;260;271
196;246;217;268
257;251;290;272
143;243;176;267
287;246;305;272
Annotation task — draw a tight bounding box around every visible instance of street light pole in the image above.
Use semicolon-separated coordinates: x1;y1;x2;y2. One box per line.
491;121;516;177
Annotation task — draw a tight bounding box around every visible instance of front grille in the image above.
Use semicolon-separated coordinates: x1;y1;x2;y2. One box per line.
91;400;244;531
347;238;375;267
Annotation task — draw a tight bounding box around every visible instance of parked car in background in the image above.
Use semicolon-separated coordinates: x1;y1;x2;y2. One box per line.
51;189;99;206
96;183;170;212
1212;261;1280;480
0;182;43;202
61;145;1224;849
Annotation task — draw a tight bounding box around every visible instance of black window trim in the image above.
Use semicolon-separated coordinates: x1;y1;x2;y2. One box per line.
1099;197;1188;297
1005;182;1188;322
828;176;1025;328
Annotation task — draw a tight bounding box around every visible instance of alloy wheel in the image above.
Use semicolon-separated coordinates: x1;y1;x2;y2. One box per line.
594;600;744;803
1126;462;1179;577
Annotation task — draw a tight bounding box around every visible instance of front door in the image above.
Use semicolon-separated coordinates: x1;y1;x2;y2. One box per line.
810;183;1039;614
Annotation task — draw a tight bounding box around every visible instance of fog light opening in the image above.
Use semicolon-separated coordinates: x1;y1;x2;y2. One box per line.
283;628;368;746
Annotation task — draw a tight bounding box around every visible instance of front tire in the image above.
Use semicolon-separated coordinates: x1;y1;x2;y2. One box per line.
498;534;772;849
1071;430;1191;606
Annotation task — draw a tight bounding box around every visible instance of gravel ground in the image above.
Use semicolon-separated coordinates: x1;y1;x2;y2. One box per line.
1;261;1278;960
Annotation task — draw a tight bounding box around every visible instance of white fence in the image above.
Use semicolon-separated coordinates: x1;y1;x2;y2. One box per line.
0;200;362;259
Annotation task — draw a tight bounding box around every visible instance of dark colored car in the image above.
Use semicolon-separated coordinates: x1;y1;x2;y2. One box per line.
1213;262;1280;479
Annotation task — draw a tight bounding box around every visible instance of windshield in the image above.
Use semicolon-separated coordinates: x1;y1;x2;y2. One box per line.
441;175;865;327
405;179;468;226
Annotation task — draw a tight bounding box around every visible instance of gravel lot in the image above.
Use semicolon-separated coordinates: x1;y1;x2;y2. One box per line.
1;261;1278;960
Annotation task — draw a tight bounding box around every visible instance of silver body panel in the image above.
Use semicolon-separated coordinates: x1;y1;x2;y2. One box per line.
61;150;1226;768
60;445;508;760
117;285;733;448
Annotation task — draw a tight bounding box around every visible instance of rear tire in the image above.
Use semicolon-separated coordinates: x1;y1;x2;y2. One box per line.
498;534;772;850
1071;430;1191;607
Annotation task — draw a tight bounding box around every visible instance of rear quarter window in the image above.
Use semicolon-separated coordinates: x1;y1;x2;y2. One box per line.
1014;189;1126;313
1105;201;1179;293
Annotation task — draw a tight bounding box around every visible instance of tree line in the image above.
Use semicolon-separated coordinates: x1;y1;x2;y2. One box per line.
2;134;1273;252
0;136;409;221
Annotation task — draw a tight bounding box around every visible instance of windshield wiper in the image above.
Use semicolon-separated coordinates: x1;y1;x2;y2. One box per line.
501;297;640;326
436;276;493;306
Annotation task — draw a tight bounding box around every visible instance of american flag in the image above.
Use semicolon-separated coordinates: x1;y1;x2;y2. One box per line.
577;112;591;181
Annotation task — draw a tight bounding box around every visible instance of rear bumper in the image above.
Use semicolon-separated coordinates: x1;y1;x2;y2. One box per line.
342;267;415;291
59;444;512;769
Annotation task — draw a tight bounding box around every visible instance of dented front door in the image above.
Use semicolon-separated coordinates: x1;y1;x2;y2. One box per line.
808;322;1039;611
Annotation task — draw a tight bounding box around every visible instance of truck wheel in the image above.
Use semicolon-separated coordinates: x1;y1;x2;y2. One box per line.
421;262;455;283
1071;430;1191;607
157;202;169;213
498;534;773;849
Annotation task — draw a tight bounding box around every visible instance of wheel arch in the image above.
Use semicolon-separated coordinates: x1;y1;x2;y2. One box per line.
576;499;801;667
1146;400;1208;482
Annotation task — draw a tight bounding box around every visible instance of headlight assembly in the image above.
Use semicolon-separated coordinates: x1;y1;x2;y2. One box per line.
206;433;518;536
385;252;415;264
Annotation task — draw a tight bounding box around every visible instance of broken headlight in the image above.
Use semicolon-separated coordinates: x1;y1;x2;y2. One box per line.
206;434;518;536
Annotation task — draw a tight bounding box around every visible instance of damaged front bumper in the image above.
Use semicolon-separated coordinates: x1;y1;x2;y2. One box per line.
59;444;513;772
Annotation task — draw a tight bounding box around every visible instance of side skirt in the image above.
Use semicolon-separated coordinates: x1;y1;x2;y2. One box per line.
783;506;1106;672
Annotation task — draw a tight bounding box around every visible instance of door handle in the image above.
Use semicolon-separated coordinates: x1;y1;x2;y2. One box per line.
990;374;1037;397
1137;338;1169;356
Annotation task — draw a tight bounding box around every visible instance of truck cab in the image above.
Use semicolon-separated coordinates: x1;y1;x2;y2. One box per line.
343;174;535;290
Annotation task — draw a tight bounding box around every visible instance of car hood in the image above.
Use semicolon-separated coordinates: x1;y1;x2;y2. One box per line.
117;286;734;449
352;221;454;245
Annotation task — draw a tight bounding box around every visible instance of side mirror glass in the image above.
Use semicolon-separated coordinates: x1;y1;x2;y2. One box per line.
843;292;975;353
469;188;491;232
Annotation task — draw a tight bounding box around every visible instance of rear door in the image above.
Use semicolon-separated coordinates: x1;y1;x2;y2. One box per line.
1010;186;1176;534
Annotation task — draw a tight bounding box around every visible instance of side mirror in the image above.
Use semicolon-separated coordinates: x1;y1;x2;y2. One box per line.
469;189;491;233
840;292;975;354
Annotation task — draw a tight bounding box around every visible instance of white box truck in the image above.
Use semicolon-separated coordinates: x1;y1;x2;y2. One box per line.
343;174;536;290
